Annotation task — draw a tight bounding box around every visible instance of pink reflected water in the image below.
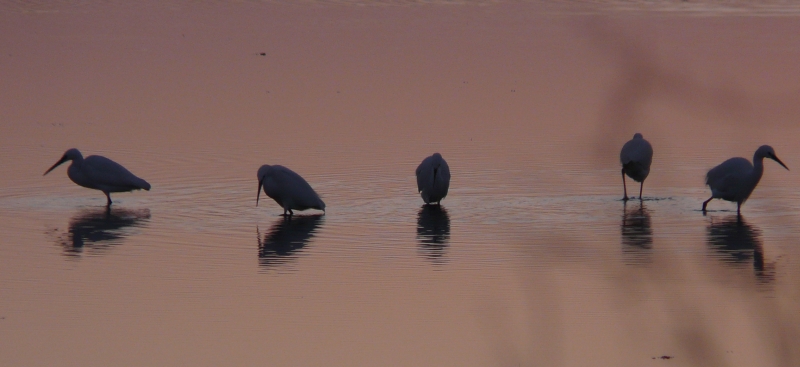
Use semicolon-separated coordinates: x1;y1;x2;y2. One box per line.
2;1;800;366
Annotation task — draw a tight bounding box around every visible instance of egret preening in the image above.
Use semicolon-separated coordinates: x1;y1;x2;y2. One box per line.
43;148;151;206
416;153;450;205
256;165;326;216
620;133;653;200
702;145;788;214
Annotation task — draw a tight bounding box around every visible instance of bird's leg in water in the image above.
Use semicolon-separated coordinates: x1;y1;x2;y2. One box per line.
702;197;713;212
737;202;741;215
104;192;112;206
639;181;644;200
621;169;628;200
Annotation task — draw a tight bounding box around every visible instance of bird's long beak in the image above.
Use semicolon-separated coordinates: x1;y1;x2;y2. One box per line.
256;177;264;206
772;154;789;171
43;155;69;176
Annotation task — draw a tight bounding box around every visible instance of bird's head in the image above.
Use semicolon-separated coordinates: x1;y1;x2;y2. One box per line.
633;133;644;139
756;145;789;171
44;148;83;176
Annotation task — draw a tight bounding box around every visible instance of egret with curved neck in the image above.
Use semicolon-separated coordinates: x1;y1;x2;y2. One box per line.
257;165;326;216
44;148;151;206
702;145;788;214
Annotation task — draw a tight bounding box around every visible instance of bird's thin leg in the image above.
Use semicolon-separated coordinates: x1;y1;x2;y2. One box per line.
702;197;713;212
737;202;741;216
104;192;112;206
621;169;628;200
639;181;644;201
288;209;294;216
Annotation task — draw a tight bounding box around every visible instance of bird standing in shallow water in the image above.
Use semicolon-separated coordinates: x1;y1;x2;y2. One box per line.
416;153;450;205
620;133;653;200
44;148;151;206
703;145;788;215
257;165;325;216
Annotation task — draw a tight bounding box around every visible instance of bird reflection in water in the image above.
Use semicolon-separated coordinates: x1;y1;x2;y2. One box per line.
706;215;774;284
621;201;653;265
57;207;151;257
416;205;451;264
257;215;323;268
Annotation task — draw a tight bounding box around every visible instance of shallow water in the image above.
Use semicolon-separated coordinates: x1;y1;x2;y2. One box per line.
2;1;800;366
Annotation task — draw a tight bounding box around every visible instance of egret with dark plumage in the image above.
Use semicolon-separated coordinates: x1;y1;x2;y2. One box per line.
416;153;450;205
257;165;325;216
44;148;151;206
702;145;788;214
620;133;653;201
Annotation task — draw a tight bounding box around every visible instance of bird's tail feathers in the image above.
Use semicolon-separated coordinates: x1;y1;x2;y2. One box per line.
138;179;152;191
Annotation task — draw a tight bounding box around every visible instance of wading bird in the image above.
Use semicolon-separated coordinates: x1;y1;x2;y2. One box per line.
620;133;653;200
703;145;788;214
416;153;450;205
257;165;325;216
44;148;151;206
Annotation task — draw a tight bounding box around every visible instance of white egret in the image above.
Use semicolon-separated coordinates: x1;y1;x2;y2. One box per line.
702;145;788;214
257;165;326;216
416;153;450;205
620;133;653;200
44;148;151;206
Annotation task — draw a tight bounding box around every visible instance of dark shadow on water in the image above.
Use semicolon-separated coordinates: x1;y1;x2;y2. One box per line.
621;201;652;265
416;205;450;264
706;215;774;284
257;214;323;269
57;206;151;257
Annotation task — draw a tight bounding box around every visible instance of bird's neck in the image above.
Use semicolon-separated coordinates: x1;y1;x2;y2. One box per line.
71;157;83;167
751;155;765;182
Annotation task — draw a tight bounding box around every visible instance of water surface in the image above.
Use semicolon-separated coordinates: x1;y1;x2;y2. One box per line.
2;1;800;366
